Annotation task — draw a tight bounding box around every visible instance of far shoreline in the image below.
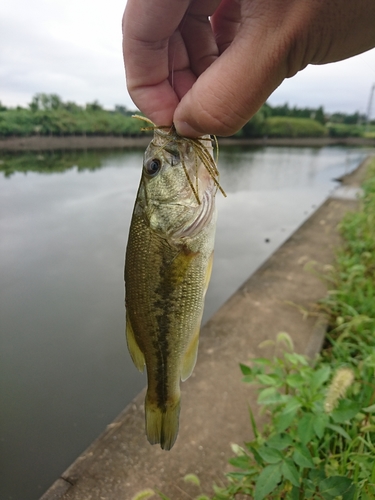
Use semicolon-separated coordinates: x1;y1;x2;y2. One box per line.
0;135;374;151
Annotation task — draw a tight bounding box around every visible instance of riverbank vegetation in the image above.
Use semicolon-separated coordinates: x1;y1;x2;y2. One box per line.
1;94;374;139
143;158;375;499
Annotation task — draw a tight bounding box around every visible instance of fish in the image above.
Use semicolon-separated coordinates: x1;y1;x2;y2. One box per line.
124;122;225;450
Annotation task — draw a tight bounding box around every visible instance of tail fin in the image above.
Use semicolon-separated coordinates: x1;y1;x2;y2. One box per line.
145;395;181;451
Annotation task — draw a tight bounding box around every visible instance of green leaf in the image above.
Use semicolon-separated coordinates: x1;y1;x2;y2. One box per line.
257;374;280;386
313;413;329;439
363;403;375;413
286;373;304;388
318;476;354;498
242;375;256;383
284;397;302;414
331;399;361;424
266;433;293;450
246;444;264;466
183;474;200;487
257;387;282;405
274;397;301;432
257;445;283;464
284;352;309;366
132;489;156;500
230;443;246;456
311;365;331;391
154;491;170;500
239;363;252;376
289;485;300;500
254;464;282;500
252;357;273;365
274;409;298;433
297;413;315;445
281;458;300;487
248;406;259;438
303;478;318;496
342;484;356;500
327;423;352;441
308;468;326;485
227;469;258;481
228;455;250;469
292;444;315;469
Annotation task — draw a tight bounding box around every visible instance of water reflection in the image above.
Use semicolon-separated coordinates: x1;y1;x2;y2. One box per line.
0;149;151;177
0;145;372;500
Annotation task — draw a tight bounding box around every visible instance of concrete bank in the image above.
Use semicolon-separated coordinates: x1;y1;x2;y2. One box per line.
41;156;373;500
1;135;374;151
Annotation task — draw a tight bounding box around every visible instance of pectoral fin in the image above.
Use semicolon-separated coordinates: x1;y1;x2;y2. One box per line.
203;251;214;297
126;312;145;372
181;327;200;382
180;251;214;382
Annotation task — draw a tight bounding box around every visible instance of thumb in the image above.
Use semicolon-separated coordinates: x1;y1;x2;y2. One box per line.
173;23;292;137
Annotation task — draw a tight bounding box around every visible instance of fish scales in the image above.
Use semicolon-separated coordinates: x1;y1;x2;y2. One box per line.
125;127;220;450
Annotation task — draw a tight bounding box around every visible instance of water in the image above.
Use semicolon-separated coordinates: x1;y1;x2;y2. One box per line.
0;145;371;499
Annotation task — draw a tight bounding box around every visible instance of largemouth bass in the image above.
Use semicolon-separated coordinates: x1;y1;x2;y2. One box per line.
124;125;224;450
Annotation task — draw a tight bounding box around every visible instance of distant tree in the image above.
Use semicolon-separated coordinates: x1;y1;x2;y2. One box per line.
63;101;83;112
49;94;63;110
329;112;345;123
29;93;63;111
29;95;40;112
241;104;271;137
86;100;103;112
343;112;366;125
328;111;366;125
0;101;7;111
270;103;290;117
268;103;325;123
315;106;325;124
115;105;128;115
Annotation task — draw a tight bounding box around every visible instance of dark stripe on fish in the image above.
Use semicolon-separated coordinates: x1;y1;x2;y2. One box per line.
152;243;195;412
152;250;173;413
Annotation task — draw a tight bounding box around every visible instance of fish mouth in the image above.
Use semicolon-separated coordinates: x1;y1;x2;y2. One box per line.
172;189;216;239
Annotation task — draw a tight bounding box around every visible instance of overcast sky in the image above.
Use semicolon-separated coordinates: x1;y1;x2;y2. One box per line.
1;0;375;117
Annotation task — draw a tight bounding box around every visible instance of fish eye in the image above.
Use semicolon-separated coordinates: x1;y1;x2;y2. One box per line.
144;158;161;176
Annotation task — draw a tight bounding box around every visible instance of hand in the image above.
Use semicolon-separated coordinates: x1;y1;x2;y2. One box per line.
122;0;375;137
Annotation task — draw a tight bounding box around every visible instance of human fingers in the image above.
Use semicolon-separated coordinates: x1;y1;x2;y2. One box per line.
211;0;241;54
174;0;375;137
174;4;292;137
178;0;221;77
122;0;190;126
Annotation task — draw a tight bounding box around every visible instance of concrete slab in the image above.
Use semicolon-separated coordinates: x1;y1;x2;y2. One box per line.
40;156;373;500
330;186;363;200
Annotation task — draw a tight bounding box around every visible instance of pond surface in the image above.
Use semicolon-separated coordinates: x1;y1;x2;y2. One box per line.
0;145;371;499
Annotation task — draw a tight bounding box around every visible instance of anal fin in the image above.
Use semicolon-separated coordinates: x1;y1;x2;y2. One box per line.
126;312;145;372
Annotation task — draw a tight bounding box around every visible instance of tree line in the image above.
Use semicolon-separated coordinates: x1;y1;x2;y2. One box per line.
0;93;374;139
